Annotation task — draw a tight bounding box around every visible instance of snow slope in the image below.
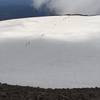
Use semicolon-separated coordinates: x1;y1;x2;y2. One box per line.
0;16;100;88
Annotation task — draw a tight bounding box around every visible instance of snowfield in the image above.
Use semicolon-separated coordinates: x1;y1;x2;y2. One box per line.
0;16;100;88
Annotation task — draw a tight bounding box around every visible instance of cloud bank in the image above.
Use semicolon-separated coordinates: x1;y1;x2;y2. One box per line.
32;0;100;15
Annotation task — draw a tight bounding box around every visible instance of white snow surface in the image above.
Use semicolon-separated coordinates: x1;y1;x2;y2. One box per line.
0;16;100;88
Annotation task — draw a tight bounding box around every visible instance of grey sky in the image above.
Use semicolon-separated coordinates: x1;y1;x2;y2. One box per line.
33;0;100;15
0;0;100;16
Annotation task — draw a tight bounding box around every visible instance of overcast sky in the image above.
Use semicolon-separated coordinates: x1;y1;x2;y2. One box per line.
33;0;100;15
0;0;100;15
0;0;100;20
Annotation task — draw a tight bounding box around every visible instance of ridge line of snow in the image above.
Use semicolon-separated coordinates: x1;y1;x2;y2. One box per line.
0;16;100;41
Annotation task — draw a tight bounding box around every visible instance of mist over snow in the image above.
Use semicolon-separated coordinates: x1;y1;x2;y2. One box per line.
33;0;100;15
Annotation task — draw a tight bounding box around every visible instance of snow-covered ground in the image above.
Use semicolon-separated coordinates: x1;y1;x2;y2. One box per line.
0;16;100;88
